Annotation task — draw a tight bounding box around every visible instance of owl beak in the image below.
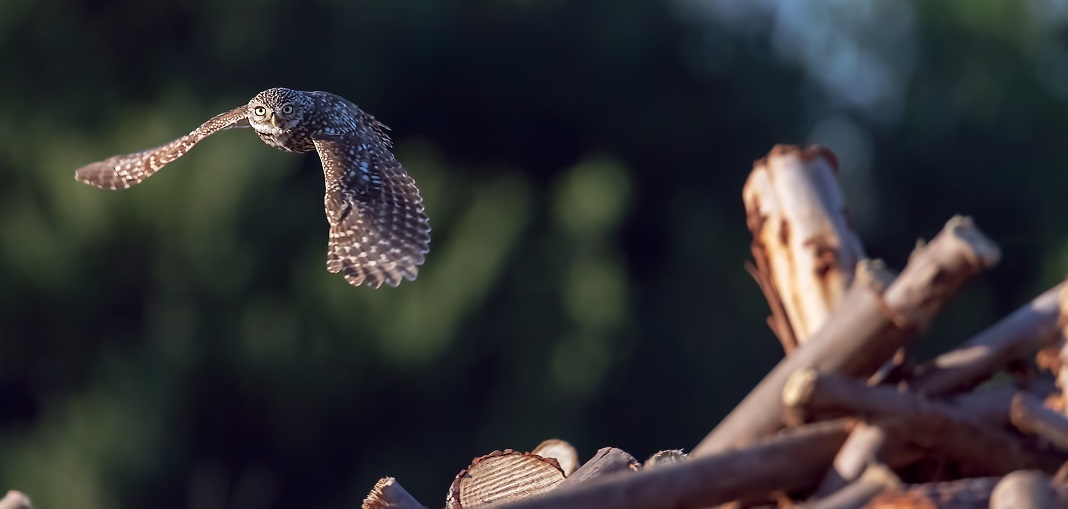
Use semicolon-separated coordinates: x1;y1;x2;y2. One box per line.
268;113;280;128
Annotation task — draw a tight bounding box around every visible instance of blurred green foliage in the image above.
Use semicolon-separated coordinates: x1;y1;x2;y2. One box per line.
2;1;1068;507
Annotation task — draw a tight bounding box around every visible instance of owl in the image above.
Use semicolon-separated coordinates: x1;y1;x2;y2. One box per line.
74;88;430;289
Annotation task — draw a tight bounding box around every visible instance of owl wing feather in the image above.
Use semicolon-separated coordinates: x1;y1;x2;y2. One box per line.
313;131;430;289
75;106;250;190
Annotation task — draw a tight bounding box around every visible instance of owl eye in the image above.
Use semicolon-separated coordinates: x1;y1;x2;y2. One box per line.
253;106;266;117
281;105;294;115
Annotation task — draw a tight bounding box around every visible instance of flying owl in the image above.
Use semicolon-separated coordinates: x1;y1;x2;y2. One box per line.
74;88;431;289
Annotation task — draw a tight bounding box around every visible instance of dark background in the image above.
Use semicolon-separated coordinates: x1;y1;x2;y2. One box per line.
3;1;1068;507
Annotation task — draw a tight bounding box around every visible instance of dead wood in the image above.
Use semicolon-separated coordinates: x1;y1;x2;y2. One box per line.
803;464;900;509
554;448;639;489
531;439;579;477
743;144;865;352
990;471;1059;509
488;420;852;509
813;423;893;497
782;369;1063;475
447;450;566;509
362;478;428;509
0;492;32;509
692;216;1000;456
866;477;999;509
644;449;688;470
908;284;1063;397
1011;392;1068;452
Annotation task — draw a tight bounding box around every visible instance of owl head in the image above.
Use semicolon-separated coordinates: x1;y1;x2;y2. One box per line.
247;88;312;134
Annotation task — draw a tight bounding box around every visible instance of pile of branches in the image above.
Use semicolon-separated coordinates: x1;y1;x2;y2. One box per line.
8;146;1068;508
363;146;1068;509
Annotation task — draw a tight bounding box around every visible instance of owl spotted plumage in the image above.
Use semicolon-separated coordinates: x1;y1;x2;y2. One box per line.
75;88;431;289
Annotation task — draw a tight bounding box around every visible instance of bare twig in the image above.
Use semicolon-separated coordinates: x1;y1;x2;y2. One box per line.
782;369;1063;474
909;284;1063;397
803;464;900;509
693;217;1000;456
1011;392;1068;452
490;421;852;509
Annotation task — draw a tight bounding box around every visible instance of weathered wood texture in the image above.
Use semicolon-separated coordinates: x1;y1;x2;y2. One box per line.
742;144;865;352
783;369;1065;474
693;216;1000;456
489;421;852;509
909;283;1064;397
554;448;638;490
362;477;428;509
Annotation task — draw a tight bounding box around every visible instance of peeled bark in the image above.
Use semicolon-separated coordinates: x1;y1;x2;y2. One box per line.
743;145;865;351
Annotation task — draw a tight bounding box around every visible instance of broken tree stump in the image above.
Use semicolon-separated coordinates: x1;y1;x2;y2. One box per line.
742;144;865;352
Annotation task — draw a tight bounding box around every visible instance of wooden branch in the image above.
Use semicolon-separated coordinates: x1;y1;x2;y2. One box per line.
1012;392;1068;452
643;450;687;470
692;216;1000;456
489;420;852;509
909;283;1063;397
803;464;900;509
948;384;1023;428
554;448;639;489
0;492;32;509
743;145;865;351
362;478;427;509
532;439;579;477
868;477;999;509
990;471;1058;509
813;423;890;497
782;369;1063;474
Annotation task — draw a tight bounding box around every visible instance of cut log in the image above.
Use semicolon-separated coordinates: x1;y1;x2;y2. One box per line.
447;450;566;509
531;439;579;477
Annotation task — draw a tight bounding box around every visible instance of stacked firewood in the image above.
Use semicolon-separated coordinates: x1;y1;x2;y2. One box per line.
7;146;1068;507
364;145;1068;509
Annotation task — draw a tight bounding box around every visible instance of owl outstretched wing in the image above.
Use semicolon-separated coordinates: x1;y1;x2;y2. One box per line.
314;131;431;289
75;106;250;190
